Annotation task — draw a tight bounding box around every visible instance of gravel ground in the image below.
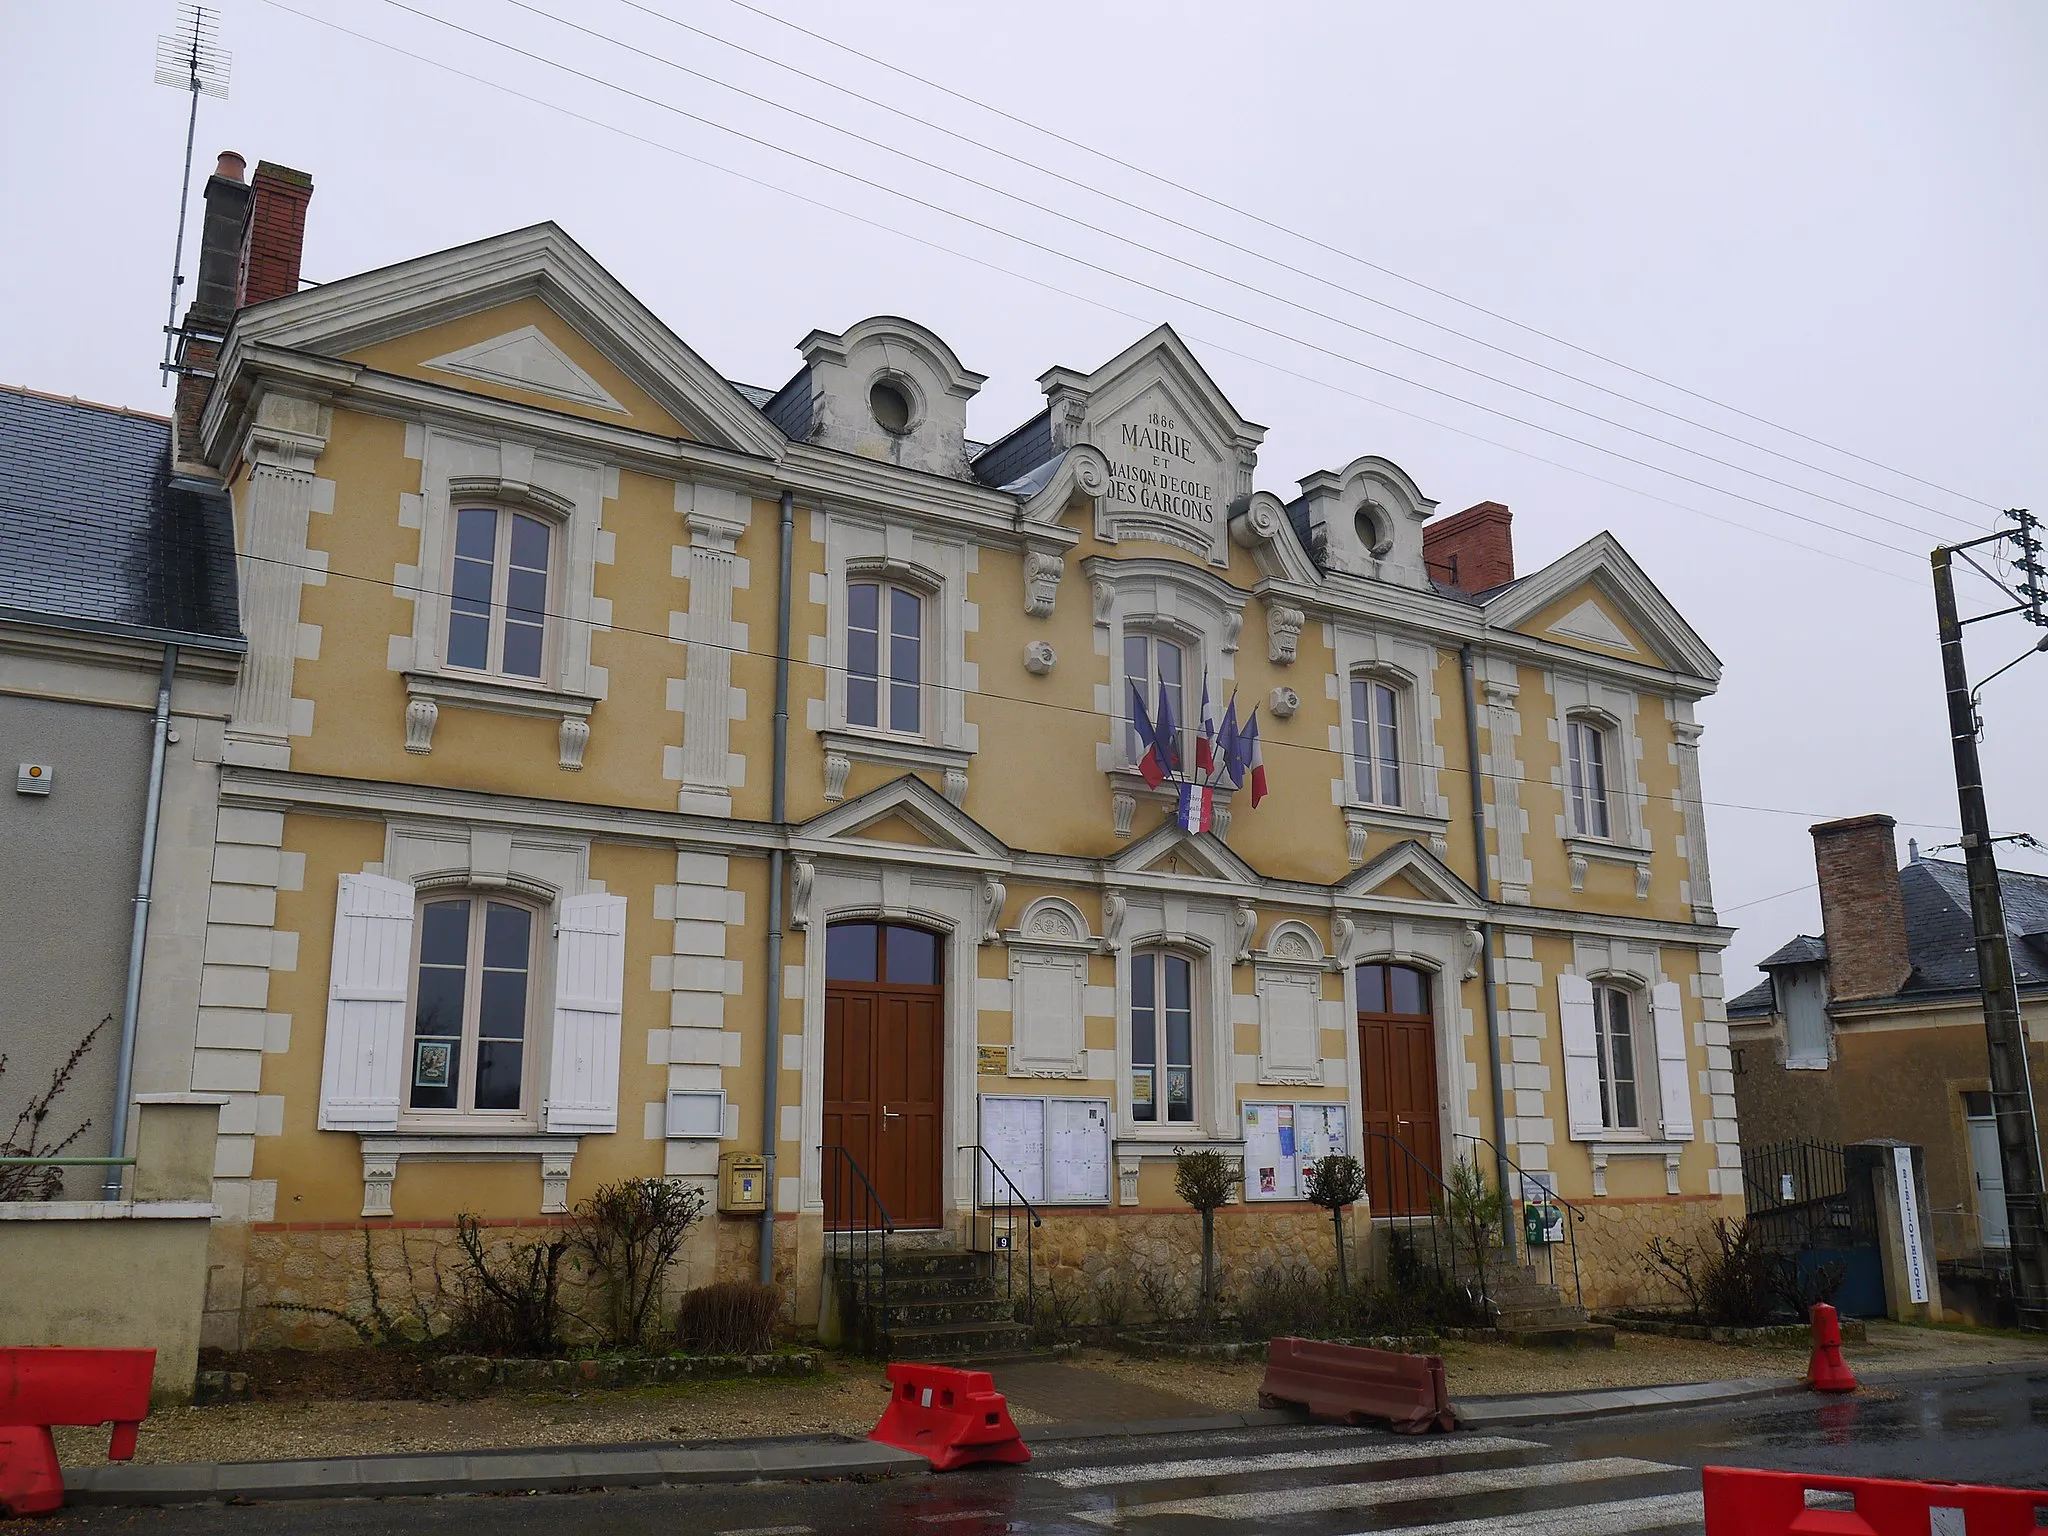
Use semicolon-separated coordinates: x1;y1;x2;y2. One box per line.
53;1322;2043;1467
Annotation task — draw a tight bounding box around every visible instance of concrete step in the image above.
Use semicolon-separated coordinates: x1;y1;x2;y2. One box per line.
876;1295;1023;1330
1501;1321;1617;1349
1493;1305;1592;1330
883;1320;1035;1360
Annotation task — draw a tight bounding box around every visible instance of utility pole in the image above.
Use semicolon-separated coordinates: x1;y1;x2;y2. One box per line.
1931;510;2047;1331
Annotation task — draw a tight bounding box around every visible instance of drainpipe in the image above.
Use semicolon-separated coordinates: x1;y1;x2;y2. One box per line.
1459;642;1515;1263
759;490;795;1285
106;644;178;1199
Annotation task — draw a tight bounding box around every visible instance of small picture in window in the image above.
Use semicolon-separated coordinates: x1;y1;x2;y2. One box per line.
1259;1166;1277;1195
414;1039;453;1089
1131;1069;1154;1107
1166;1067;1192;1106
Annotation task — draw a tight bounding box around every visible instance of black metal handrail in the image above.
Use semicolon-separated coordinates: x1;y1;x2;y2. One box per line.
821;1144;894;1354
1456;1130;1586;1311
972;1145;1044;1326
1356;1127;1492;1319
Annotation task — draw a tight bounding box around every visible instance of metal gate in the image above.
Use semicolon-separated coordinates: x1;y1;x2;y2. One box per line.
1741;1139;1886;1317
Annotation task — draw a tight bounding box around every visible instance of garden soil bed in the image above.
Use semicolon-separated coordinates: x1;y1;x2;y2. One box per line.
431;1351;816;1397
1115;1331;1437;1362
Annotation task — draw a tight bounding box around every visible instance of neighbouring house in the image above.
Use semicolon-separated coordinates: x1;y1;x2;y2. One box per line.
1728;814;2048;1304
0;384;243;1195
153;146;1738;1349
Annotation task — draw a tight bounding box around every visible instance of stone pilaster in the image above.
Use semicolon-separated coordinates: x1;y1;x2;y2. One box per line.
224;393;331;769
1482;664;1532;903
673;483;748;816
1670;712;1716;923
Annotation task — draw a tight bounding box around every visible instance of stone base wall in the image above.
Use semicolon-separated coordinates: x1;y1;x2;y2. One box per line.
1031;1205;1344;1321
1564;1196;1742;1313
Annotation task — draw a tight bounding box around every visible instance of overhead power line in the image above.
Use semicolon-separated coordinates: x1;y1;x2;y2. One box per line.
361;0;1936;565
253;0;1922;586
478;0;1959;549
712;0;1999;518
15;493;1983;839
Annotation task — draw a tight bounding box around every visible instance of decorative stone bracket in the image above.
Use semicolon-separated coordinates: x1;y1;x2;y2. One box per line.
1022;547;1065;618
1588;1141;1684;1198
1267;603;1305;664
402;674;596;771
359;1135;579;1217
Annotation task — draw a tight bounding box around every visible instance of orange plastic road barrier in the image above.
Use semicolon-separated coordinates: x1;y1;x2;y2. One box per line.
0;1346;155;1516
868;1362;1030;1472
1806;1303;1858;1394
1704;1465;2048;1534
1257;1336;1457;1434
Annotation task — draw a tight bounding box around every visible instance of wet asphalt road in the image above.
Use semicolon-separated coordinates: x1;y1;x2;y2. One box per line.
22;1365;2047;1535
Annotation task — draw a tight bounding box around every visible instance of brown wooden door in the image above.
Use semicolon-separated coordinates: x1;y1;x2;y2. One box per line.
823;924;944;1230
1358;963;1442;1217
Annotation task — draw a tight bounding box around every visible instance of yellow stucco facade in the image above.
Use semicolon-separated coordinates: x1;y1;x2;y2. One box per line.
180;225;1739;1345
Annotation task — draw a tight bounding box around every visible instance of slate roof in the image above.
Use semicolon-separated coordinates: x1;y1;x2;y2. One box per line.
1729;857;2048;1018
0;385;241;647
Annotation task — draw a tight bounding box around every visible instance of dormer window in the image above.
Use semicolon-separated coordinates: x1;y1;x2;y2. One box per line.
447;506;553;680
846;579;923;735
868;377;914;435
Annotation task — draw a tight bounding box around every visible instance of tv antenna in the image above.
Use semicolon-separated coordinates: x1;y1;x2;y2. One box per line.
155;3;231;384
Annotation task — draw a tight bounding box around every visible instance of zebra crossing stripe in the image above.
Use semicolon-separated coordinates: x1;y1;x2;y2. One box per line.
1073;1455;1679;1525
1039;1436;1542;1489
1334;1491;1707;1535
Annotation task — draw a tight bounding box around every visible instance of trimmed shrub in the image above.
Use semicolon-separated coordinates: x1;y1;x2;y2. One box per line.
677;1280;780;1356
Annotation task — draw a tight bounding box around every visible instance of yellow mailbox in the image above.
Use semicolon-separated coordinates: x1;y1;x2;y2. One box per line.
719;1152;767;1214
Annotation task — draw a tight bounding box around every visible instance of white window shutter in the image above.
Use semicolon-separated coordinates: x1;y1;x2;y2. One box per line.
546;892;628;1133
317;873;417;1132
1651;981;1694;1140
1258;973;1321;1082
1558;974;1604;1141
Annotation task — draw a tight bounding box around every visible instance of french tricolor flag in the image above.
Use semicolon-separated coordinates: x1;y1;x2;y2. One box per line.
1177;781;1215;834
1242;709;1268;807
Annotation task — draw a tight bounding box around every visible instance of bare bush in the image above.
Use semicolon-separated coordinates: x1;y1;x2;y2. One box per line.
0;1017;109;1201
677;1280;781;1355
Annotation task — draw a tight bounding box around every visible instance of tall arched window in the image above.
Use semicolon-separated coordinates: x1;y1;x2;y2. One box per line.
1123;630;1188;770
1566;715;1614;838
846;580;924;735
1592;981;1640;1130
447;506;553;679
408;893;538;1116
1350;675;1404;807
1130;948;1195;1124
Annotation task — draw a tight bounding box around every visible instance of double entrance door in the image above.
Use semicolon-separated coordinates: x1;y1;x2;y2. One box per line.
822;922;944;1231
1357;962;1442;1217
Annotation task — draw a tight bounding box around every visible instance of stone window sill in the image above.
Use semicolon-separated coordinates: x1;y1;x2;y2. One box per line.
1342;804;1451;865
1105;768;1236;839
820;728;973;806
403;672;599;769
357;1133;580;1218
1563;834;1653;897
1586;1138;1685;1196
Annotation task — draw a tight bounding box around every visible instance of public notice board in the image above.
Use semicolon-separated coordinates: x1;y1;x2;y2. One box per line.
1242;1100;1350;1200
978;1094;1111;1206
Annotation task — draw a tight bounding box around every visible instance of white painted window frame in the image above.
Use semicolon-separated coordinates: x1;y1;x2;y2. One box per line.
442;501;563;685
1327;624;1450;861
402;887;548;1129
1090;562;1243;782
1110;892;1235;1142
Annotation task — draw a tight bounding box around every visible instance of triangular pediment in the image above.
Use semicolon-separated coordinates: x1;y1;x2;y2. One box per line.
226;224;786;458
1485;533;1720;683
797;775;1009;860
423;324;625;413
1337;840;1484;911
1111;820;1260;885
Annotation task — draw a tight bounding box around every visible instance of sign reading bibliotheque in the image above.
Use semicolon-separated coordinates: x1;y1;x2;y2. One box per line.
978;1095;1112;1206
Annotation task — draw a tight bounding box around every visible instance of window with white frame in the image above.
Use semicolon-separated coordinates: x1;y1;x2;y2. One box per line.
1349;675;1404;807
1591;981;1640;1131
846;579;924;735
1122;629;1189;771
447;506;554;680
1565;715;1614;839
1130;948;1195;1124
408;894;539;1116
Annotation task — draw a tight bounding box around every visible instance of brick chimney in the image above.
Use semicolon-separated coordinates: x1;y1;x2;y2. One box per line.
173;151;253;472
238;160;315;308
1811;814;1913;1003
1422;501;1514;595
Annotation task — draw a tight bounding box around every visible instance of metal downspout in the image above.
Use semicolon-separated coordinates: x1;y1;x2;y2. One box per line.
759;490;795;1285
106;644;178;1199
1460;642;1515;1263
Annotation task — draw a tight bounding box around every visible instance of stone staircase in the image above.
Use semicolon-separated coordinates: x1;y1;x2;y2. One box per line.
1469;1257;1615;1348
829;1238;1035;1360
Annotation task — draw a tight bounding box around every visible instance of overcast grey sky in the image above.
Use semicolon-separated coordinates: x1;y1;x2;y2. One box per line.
5;0;2044;990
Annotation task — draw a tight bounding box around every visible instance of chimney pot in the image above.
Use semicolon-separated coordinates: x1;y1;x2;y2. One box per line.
213;150;246;182
1810;814;1913;1003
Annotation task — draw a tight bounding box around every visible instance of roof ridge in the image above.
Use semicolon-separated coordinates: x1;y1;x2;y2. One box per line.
0;382;172;425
